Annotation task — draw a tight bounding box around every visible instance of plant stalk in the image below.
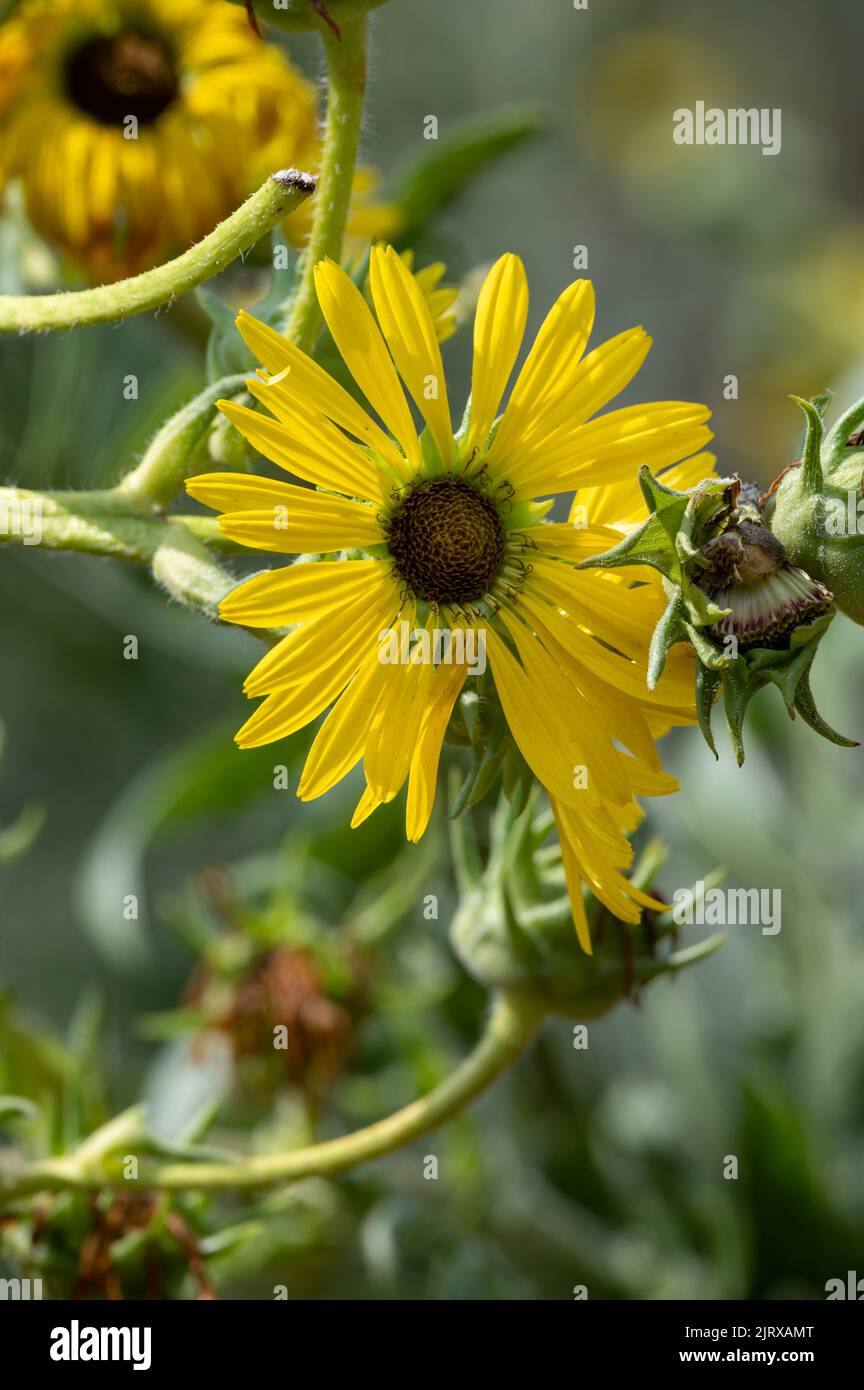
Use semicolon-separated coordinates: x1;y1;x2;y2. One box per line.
282;16;368;350
0;994;540;1200
0;172;315;334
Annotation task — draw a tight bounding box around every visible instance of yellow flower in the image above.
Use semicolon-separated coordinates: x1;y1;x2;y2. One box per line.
187;249;714;951
0;0;395;279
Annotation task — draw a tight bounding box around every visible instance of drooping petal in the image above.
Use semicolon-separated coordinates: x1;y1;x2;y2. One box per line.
406;660;467;841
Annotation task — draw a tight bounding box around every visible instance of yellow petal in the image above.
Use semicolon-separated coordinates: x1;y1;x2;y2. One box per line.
486;625;619;812
467;253;529;455
351;782;381;829
234;310;409;483
488;278;595;466
369;245;452;467
313;259;422;472
220;558;384;627
187;472;301;514
298;646;393;800
406;659;466;841
549;798;594;954
243;572;398;695
498;327;653;487
363;618;440;804
514;402;713;499
219;397;389;506
217;490;383;554
498;611;633;806
235;588;399;745
658;450;717;492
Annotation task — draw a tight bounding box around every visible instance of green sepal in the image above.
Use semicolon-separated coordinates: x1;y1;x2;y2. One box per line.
580;468;732;636
647;589;688;688
449;735;508;818
824;389;864;472
198;288;257;384
789;395;824;493
449;792;724;1016
582;463;851;762
710;615;853;765
502;741;534;818
695;664;722;759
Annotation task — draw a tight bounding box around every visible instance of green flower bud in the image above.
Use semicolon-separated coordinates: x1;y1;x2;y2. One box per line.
767;392;864;625
580;464;856;763
449;795;722;1020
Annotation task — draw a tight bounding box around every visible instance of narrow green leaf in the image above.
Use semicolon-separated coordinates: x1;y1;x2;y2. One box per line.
389;104;547;236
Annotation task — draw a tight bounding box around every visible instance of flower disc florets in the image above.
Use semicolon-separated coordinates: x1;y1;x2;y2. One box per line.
65;32;179;125
386;476;506;607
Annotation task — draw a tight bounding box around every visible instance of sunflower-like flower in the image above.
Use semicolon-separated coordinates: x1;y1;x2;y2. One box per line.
187;249;714;950
0;0;395;279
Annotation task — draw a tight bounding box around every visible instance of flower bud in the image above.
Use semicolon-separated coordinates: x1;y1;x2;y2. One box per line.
767;393;864;626
580;464;855;763
449;798;722;1018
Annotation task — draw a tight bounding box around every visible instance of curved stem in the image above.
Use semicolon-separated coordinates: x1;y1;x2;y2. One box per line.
117;374;247;511
0;485;227;562
282;16;368;351
0;171;315;334
0;994;541;1201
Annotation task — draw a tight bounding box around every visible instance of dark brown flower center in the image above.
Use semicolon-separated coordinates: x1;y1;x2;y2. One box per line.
387;477;506;606
65;32;179;126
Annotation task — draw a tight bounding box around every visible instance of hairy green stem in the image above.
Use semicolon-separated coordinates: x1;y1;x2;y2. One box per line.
117;374;247;511
0;486;230;561
282;17;368;350
0;995;540;1200
0;171;315;334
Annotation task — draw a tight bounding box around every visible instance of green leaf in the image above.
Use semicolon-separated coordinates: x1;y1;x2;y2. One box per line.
0;1094;39;1124
77;723;312;972
0;802;44;864
197;288;256;384
388;104;547;238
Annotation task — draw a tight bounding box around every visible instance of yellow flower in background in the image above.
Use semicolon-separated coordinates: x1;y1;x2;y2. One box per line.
397;250;458;344
0;0;395;279
187;249;714;950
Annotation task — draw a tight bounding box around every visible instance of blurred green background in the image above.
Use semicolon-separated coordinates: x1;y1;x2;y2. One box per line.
2;0;864;1298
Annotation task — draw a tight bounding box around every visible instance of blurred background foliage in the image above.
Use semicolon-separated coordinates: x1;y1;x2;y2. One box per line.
2;0;864;1298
